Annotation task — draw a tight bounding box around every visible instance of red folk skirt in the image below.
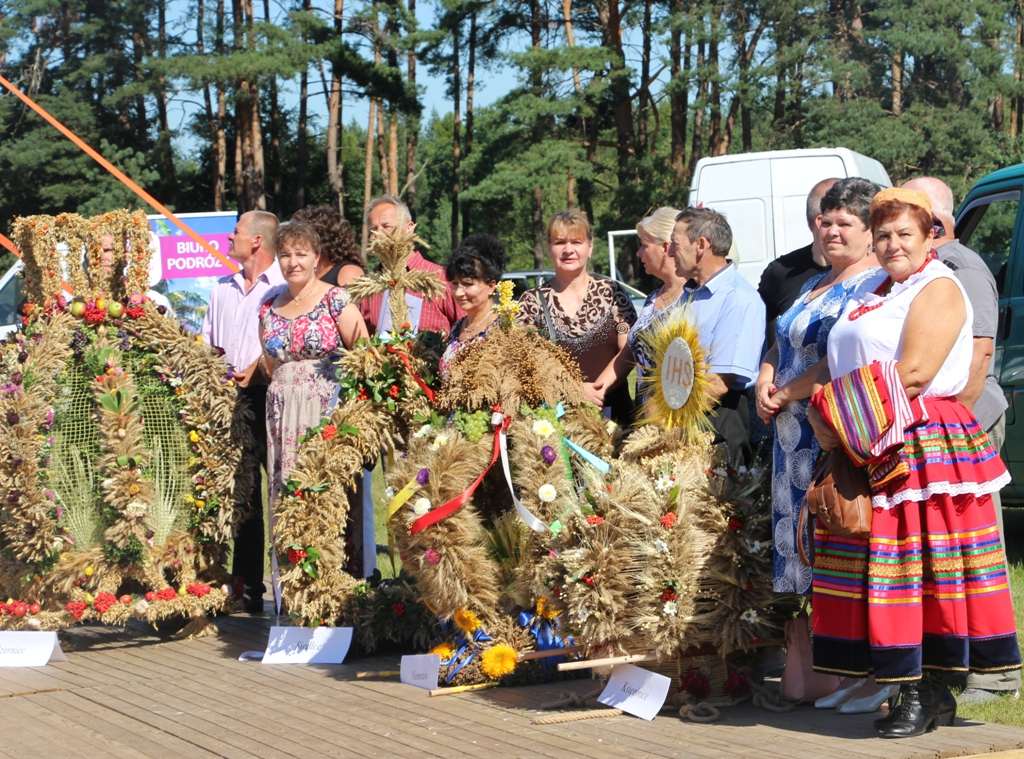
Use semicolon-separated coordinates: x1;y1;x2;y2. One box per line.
811;397;1021;682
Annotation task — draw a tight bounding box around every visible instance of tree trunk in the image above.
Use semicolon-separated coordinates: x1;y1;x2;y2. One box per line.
532;186;545;269
1014;0;1024;139
891;48;903;116
450;12;462;249
403;0;418;212
197;0;220;208
264;0;282;210
245;0;266;209
384;7;400;197
562;0;583;92
530;0;545;264
599;0;636;185
154;0;177;204
707;9;723;155
462;11;476;239
131;19;148;140
297;51;309;210
212;0;226;210
362;99;378;249
638;0;652;154
562;0;584;210
690;36;706;183
669;0;688;183
326;0;345;215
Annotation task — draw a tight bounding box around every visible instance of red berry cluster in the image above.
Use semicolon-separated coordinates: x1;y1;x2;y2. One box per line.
0;600;40;617
186;583;212;598
92;592;118;614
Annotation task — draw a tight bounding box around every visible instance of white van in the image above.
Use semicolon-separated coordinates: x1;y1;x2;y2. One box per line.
689;148;892;288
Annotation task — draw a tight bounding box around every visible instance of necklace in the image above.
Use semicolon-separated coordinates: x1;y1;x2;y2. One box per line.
847;250;937;321
287;281;321;307
461;312;495;338
655;284;684;310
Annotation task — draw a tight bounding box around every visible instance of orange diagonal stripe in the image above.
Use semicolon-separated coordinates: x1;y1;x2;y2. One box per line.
0;75;238;273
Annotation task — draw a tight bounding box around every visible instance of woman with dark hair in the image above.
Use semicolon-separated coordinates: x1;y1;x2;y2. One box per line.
439;233;506;375
757;177;883;598
808;188;1020;737
291;205;365;286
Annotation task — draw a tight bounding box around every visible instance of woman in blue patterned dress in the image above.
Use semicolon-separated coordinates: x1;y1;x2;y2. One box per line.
755;178;884;594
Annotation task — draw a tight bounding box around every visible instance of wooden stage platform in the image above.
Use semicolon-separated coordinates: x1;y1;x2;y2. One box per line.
0;612;1021;758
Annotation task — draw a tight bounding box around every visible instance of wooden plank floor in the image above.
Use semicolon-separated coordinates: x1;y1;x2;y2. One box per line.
0;613;1020;759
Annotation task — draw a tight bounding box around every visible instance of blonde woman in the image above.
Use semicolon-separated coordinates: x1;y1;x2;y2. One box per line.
518;209;637;423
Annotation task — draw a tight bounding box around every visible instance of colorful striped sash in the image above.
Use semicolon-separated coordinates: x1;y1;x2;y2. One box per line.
811;361;925;489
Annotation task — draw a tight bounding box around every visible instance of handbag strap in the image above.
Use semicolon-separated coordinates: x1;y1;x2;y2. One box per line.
797;501;812;568
540;288;558;341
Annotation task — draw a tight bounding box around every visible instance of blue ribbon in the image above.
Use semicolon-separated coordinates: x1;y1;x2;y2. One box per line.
517;610;574;667
443;627;493;683
552;403;611;475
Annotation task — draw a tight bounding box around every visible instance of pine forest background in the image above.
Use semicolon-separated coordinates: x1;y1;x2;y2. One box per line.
3;0;1024;284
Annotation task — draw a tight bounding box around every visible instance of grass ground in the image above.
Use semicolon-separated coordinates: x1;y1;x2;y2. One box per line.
955;506;1024;727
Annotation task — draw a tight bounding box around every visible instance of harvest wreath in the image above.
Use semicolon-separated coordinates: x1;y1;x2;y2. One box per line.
0;211;252;632
274;252;784;691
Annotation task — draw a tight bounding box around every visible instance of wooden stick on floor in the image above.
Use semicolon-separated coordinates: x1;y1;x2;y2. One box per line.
518;645;582;661
429;681;499;697
557;653;655;672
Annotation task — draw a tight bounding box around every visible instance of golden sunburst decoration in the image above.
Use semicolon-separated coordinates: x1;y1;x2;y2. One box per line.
636;308;713;438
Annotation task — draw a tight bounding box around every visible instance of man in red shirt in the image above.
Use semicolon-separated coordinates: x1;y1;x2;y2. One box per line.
359;195;463;335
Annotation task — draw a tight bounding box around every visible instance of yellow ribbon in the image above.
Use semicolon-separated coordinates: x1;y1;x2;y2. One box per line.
386;479;420;519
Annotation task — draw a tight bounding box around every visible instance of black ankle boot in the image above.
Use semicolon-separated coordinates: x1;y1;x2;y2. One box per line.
927;677;957;726
880;680;937;733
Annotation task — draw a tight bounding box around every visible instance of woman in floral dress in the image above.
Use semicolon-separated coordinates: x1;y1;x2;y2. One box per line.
755;178;884;594
259;221;368;505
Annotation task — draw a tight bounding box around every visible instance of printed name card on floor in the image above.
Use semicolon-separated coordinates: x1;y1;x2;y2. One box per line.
400;654;440;690
597;664;671;721
260;626;353;665
0;631;67;667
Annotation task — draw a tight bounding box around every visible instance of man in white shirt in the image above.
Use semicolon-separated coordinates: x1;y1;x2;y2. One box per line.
201;210;282;613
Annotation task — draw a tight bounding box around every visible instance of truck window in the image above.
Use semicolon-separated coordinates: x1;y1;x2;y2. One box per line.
0;273;22;328
958;191;1020;295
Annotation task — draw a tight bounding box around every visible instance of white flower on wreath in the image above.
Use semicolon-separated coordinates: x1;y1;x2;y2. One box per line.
429;433;450;451
740;608;760;624
412;498;432;517
413;424;433;439
654;474;675;494
532;419;555;439
663;601;678;617
537;483;557;503
384;486;397;500
653;539;669;555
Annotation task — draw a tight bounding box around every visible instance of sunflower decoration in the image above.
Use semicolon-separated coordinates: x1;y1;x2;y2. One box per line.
636;308;713;438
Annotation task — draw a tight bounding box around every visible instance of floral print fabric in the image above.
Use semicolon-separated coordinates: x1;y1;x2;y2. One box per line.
770;267;883;593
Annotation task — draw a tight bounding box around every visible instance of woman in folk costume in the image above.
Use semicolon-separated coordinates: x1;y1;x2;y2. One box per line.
807;188;1020;739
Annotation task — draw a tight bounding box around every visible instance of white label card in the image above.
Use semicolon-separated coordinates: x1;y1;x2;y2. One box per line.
0;631;66;667
260;626;352;665
400;654;440;690
597;664;671;721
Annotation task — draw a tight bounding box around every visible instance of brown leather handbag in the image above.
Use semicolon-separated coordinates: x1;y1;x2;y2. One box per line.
797;451;872;566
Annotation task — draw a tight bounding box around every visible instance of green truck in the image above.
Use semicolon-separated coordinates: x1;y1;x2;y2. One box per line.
958;165;1024;501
